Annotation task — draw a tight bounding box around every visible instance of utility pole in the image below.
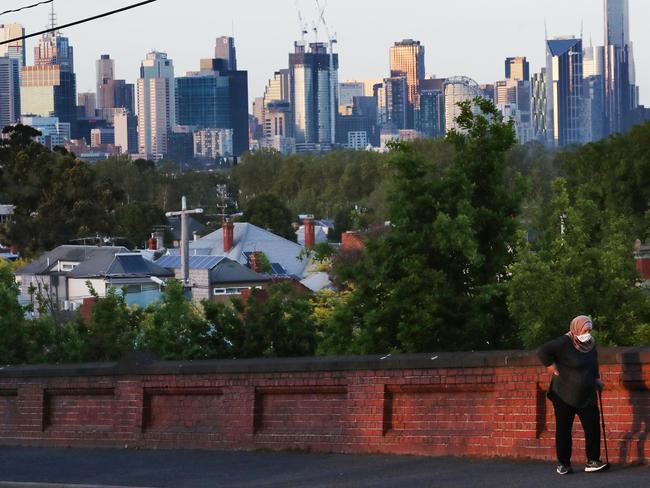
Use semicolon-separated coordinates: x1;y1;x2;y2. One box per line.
165;196;204;287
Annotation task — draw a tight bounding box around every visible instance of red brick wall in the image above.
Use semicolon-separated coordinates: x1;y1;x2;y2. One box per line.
0;349;648;463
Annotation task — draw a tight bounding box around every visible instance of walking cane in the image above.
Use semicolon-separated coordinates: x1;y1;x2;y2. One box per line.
598;389;609;465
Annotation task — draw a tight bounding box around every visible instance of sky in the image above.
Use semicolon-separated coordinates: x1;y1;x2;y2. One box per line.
5;0;650;106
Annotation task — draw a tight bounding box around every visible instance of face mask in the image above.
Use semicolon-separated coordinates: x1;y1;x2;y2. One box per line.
577;333;592;343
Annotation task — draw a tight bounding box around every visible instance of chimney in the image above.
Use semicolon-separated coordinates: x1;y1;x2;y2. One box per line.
223;218;234;253
303;215;315;248
193;231;199;242
154;230;165;250
148;233;158;250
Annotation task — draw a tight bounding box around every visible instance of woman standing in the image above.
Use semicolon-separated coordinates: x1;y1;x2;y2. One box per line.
537;315;609;475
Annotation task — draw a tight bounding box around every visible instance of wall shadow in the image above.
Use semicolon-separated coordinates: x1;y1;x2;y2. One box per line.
617;350;649;464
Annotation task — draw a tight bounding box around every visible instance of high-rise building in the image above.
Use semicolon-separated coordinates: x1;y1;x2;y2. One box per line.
113;109;138;154
377;76;408;130
21;115;70;149
338;82;365;115
531;68;548;142
215;36;237;71
175;54;249;156
604;0;637;134
0;23;26;68
137;51;175;159
289;42;338;148
390;39;425;129
505;57;530;81
193;128;233;159
21;26;77;137
0;56;20;126
77;92;96;119
418;89;445;138
96;54;115;96
444;76;483;133
583;45;604;77
546;38;586;146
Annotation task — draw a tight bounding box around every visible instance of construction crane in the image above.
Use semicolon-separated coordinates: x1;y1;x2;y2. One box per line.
315;0;337;145
294;0;309;45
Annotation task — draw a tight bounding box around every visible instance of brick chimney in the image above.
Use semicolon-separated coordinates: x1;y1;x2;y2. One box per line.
223;218;234;253
147;233;157;250
303;215;315;248
342;231;364;251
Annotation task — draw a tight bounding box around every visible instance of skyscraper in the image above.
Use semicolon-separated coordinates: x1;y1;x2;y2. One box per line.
546;38;586;146
96;54;115;97
289;42;338;148
444;77;483;133
175;52;249;157
531;68;548;142
603;0;637;134
0;23;26;68
137;51;175;159
378;76;408;130
390;39;425;129
21;26;77;137
215;37;237;70
0;56;20;126
505;57;530;81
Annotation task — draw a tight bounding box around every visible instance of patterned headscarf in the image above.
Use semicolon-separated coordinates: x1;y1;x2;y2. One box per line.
566;315;595;353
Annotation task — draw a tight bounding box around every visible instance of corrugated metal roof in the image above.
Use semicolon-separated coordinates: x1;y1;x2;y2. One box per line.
69;253;173;278
15;246;130;275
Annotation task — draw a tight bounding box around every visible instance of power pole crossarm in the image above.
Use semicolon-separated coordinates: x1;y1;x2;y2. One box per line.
166;196;204;287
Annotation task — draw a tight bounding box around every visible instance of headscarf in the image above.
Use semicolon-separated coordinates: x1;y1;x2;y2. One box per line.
566;315;595;353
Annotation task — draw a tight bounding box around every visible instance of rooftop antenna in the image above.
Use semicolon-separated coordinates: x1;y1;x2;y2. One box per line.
544;19;548;41
48;0;57;31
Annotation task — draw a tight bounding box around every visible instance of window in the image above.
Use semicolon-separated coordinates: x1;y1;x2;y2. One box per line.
212;286;260;296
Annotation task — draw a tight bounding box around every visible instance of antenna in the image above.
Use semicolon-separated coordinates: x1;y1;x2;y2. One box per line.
49;0;57;31
544;19;548;41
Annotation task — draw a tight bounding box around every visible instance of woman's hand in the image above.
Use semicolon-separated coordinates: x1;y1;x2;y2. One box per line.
546;364;560;376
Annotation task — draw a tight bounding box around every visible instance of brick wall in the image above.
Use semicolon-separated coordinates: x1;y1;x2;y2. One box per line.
0;349;648;463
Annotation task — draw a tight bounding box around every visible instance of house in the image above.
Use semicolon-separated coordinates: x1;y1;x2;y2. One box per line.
0;205;15;225
177;220;310;278
15;245;130;310
155;254;271;303
167;215;206;248
67;253;174;308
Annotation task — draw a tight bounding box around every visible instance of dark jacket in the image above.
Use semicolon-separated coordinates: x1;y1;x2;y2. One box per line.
537;334;600;408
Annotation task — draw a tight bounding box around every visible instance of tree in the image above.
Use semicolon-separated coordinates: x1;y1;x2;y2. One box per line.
242;193;295;240
508;178;650;348
330;98;526;353
0;259;27;363
232;283;317;358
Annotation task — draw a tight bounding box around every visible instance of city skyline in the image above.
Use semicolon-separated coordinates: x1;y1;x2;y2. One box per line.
3;0;649;107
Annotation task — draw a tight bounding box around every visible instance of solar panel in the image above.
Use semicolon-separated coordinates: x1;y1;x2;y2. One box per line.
271;263;287;275
155;255;225;270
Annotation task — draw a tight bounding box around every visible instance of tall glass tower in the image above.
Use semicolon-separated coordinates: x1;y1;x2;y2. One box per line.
137;51;175;159
390;39;425;129
546;38;586;147
604;0;636;133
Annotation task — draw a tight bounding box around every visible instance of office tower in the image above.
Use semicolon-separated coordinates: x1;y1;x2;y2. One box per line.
0;56;20;126
444;77;483;133
546;38;586;146
604;0;636;134
21;25;77;137
0;23;26;68
77;92;96;119
495;79;533;143
264;101;291;139
584;75;605;142
583;45;604;77
175;53;249;157
90;127;114;146
505;57;530;81
337;95;379;148
418;89;445;138
531;68;548;142
193;128;233;159
390;39;425;129
113;109;138;154
215;36;237;71
377;76;408;130
96;54;115;96
21;116;70;149
339;82;365;115
98;80;135;114
289;42;338;147
137;51;175;159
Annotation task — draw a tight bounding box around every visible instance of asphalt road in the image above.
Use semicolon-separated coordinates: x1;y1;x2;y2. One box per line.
0;447;648;488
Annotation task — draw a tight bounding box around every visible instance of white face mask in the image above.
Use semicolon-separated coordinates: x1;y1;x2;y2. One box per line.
577;333;592;343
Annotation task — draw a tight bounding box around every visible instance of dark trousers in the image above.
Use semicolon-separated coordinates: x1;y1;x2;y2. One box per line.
552;395;601;465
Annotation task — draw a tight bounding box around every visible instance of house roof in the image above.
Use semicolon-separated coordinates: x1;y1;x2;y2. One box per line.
187;223;309;277
155;255;270;284
15;245;130;275
167;215;206;241
69;253;174;279
0;204;15;216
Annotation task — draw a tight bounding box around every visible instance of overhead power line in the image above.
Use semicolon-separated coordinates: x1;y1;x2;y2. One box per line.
0;0;159;46
0;0;53;17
